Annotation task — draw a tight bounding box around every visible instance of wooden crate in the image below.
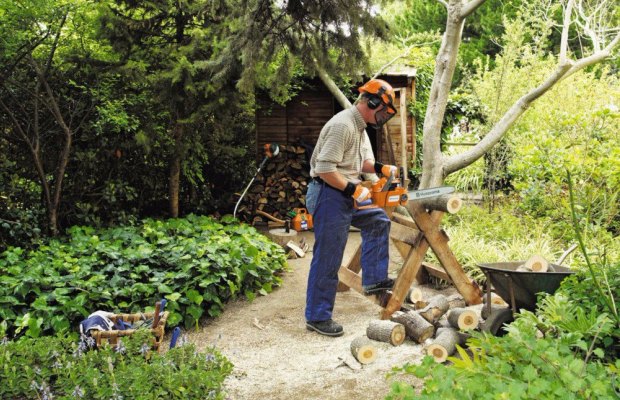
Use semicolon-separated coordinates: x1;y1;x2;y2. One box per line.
90;311;169;352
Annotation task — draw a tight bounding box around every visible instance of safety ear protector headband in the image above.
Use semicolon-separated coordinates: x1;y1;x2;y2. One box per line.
366;86;396;111
366;86;388;110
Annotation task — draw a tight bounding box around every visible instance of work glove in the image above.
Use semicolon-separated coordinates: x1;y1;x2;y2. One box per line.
381;164;397;177
352;185;371;203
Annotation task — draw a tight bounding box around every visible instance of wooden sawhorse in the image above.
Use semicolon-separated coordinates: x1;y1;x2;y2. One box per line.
337;198;482;320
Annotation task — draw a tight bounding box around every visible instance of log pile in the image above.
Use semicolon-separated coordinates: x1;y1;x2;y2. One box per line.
347;289;512;365
238;144;312;224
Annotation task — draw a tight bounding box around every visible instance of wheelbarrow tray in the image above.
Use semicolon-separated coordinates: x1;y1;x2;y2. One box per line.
477;262;574;312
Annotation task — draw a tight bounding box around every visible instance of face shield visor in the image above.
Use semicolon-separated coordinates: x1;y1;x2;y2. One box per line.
370;102;397;129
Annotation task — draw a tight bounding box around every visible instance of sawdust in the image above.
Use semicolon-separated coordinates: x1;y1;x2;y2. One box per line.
171;231;456;400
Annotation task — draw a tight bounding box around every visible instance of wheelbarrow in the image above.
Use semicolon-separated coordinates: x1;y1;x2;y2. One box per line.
477;261;575;335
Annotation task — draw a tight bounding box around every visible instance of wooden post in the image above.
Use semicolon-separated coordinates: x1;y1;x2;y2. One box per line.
408;203;482;305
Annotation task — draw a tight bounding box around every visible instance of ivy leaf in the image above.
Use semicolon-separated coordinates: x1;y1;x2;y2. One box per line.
166;292;182;302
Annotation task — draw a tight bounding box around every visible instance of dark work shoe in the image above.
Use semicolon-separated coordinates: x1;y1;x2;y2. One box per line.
306;319;344;337
363;278;395;295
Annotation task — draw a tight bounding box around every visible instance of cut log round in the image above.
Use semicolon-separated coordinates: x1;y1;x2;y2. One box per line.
418;194;462;214
390;311;435;343
366;320;406;346
483;292;508;307
350;336;378;365
418;294;450;324
406;287;424;304
266;228;297;248
426;327;463;363
447;307;479;331
523;255;549;272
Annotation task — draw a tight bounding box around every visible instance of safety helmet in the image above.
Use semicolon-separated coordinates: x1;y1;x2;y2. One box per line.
358;79;397;115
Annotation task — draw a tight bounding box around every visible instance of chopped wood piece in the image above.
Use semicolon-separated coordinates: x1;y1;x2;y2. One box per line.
366;320;406;346
447;294;467;309
350;336;378;365
406;287;424;304
390;310;435;343
418;194;462;214
523;255;550;272
418;295;450;324
447;307;479;331
426;327;465;363
482;292;508;307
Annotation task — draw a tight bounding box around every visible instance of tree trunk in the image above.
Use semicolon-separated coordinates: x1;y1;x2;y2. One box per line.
169;123;183;218
419;2;466;188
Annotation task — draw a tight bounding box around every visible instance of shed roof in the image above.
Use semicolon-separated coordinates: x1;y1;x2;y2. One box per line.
379;65;417;78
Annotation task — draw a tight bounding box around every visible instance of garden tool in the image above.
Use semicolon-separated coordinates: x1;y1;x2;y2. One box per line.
233;143;280;219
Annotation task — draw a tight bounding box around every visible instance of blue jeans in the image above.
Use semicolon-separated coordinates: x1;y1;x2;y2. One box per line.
305;180;391;322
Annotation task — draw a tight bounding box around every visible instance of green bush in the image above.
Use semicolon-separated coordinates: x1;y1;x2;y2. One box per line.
387;332;618;400
0;330;232;399
0;214;287;338
558;262;620;360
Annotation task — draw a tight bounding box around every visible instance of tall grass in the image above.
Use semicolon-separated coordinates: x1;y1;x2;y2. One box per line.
431;203;571;283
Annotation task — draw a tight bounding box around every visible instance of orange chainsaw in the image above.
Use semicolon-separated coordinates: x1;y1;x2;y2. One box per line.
355;167;454;209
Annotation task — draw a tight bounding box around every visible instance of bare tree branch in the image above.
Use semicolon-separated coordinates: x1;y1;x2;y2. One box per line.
564;30;620;78
460;0;487;19
559;0;575;63
444;62;572;174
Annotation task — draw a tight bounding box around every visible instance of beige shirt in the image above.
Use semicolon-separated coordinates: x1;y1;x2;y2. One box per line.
310;107;375;183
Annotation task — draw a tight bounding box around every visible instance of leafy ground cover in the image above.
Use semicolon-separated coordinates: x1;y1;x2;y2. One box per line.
0;330;232;399
0;214;287;338
386;254;620;399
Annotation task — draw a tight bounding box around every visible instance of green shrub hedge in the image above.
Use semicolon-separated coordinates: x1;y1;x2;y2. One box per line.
0;214;287;338
0;330;232;399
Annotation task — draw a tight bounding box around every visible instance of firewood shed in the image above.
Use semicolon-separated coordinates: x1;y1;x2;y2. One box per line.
255;67;417;170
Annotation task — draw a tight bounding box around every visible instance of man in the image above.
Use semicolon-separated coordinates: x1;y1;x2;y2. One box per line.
304;78;398;337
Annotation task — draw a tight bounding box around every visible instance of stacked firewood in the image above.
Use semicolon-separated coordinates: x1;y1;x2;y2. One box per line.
238;144;312;224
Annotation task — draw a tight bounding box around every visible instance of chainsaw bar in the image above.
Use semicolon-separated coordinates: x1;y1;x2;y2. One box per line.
408;186;455;201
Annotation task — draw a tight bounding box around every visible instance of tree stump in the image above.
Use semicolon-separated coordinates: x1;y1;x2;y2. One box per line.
447;307;479;331
350;336;378;364
267;228;297;248
426;327;464;363
366;320;406;346
418;294;450;324
390;310;435;343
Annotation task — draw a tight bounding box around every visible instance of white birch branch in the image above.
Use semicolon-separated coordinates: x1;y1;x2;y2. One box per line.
460;0;487;19
444;62;572;174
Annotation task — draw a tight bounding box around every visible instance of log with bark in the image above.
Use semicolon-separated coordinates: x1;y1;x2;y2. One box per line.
446;307;479;331
426;327;466;363
390;310;435;343
482;292;508;307
350;336;378;365
418;194;463;214
516;255;553;272
446;294;467;309
418;294;450;324
366;320;406;346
